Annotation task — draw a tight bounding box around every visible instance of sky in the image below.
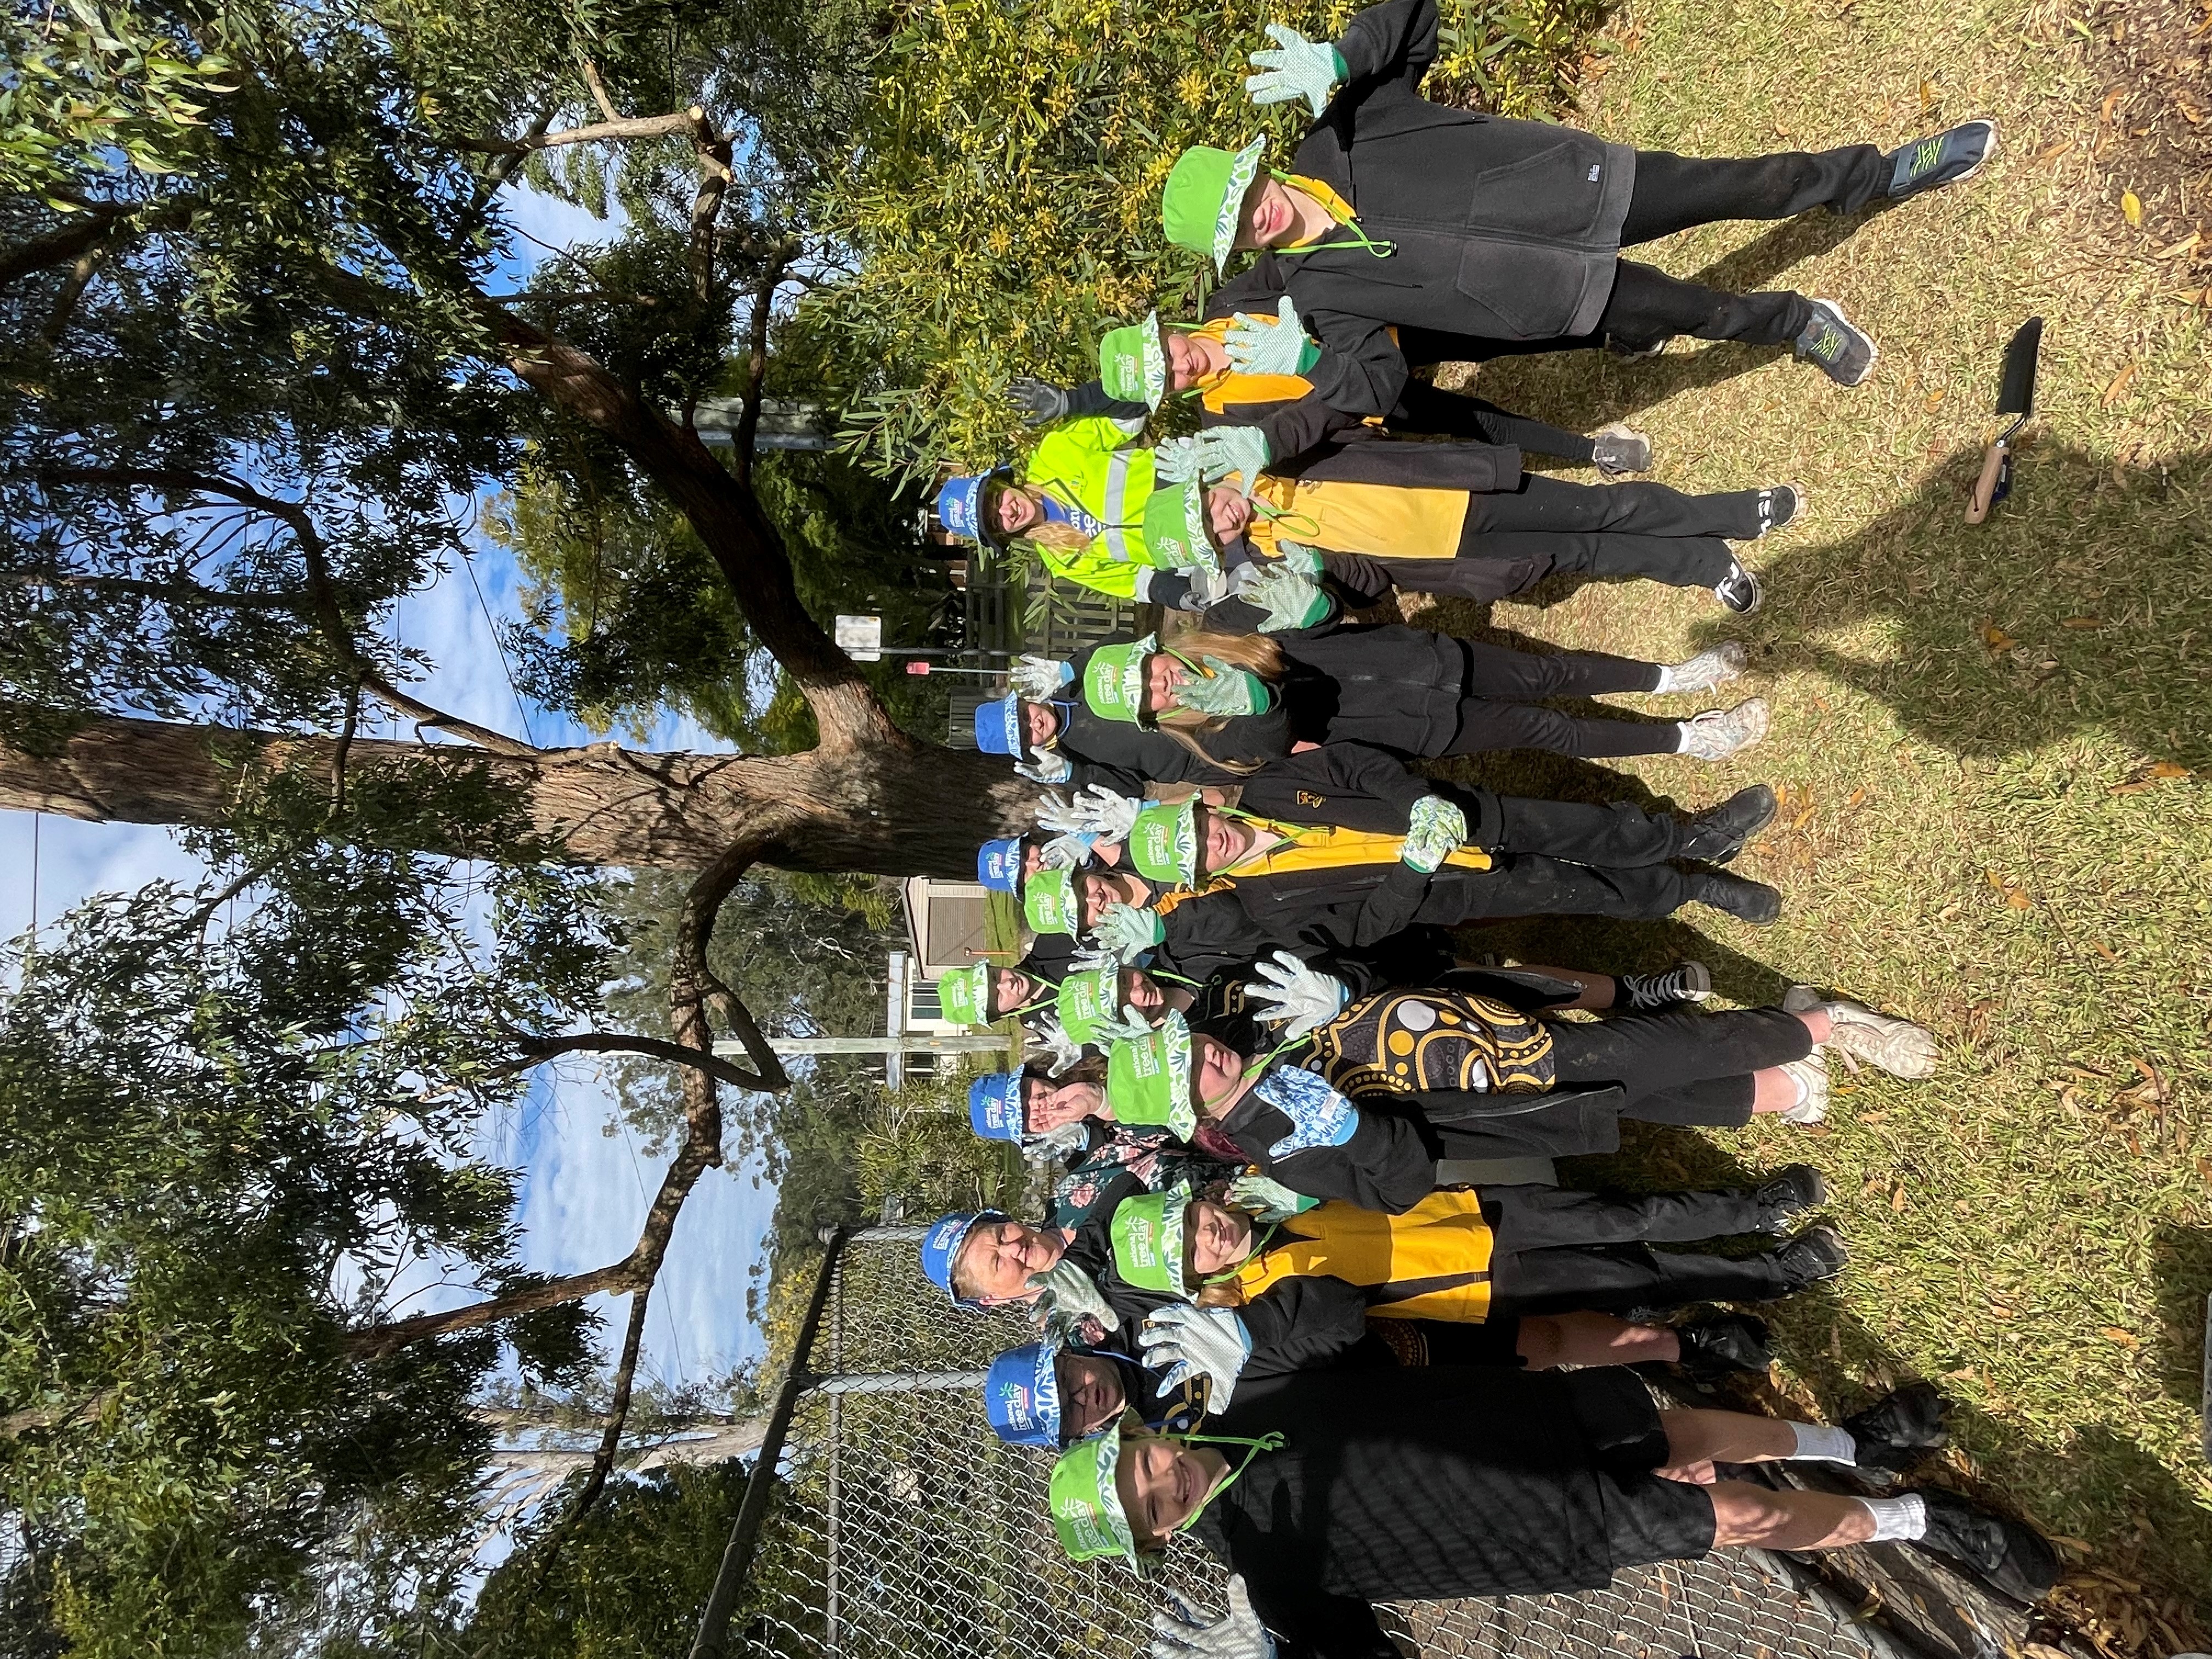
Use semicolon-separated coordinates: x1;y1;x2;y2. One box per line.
1;180;783;1425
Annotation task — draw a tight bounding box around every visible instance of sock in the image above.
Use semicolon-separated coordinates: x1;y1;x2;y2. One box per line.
1786;1422;1858;1464
1671;720;1690;753
1653;662;1680;693
1857;1493;1929;1542
1788;1069;1810;1110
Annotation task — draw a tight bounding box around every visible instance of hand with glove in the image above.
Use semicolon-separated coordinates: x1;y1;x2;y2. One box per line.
1173;656;1267;717
1031;1257;1121;1338
1036;782;1142;842
1154;434;1201;486
1195;425;1272;495
1009;653;1074;700
1090;1004;1160;1045
1232;562;1331;633
1223;297;1313;379
1092;902;1166;963
1139;1304;1252;1408
1008;376;1071;427
1014;751;1073;786
1223;1172;1316;1222
1244;21;1346;116
1271;539;1323;577
1244;949;1348;1039
1152;1576;1276;1659
1037;830;1097;870
1400;793;1469;874
1181;564;1235;608
1030;1012;1086;1077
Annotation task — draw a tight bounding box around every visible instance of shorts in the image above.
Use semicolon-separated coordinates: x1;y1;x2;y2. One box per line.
1560;1366;1671;1473
1560;1368;1718;1569
1365;1314;1526;1368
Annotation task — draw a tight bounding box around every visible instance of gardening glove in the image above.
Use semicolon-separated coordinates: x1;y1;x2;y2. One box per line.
1037;782;1142;842
1232;562;1331;633
1244;22;1346;117
1014;750;1073;786
1399;793;1468;874
1035;1121;1090;1159
1223;1172;1316;1222
1181;564;1235;607
1031;1257;1120;1338
1153;434;1202;486
1092;902;1166;964
1091;1003;1159;1045
1069;943;1124;974
1152;1576;1276;1659
1174;656;1266;717
1271;539;1322;577
1195;425;1272;495
1009;376;1071;426
1244;949;1348;1040
1030;1011;1086;1076
1139;1304;1252;1406
1037;830;1097;870
1223;297;1313;379
1009;653;1074;699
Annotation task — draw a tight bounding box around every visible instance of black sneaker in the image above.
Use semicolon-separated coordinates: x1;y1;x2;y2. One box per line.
1608;334;1668;360
1690;871;1783;924
1714;558;1764;614
1592;424;1652;475
1771;1223;1849;1287
1756;483;1804;535
1678;784;1778;864
1843;1381;1950;1477
1886;120;1999;199
1912;1487;2059;1604
1675;1312;1773;1383
1794;300;1878;387
1753;1163;1827;1229
1619;960;1712;1010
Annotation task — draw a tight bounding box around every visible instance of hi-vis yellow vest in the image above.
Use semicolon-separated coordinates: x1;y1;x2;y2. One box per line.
1022;414;1163;600
1234;1189;1496;1322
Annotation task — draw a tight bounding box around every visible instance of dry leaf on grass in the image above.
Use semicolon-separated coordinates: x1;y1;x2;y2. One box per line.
2121;188;2144;225
2101;1326;2141;1348
2111;760;2194;792
2101;362;2140;404
2155;230;2202;257
1980;617;2017;651
2062;615;2104;628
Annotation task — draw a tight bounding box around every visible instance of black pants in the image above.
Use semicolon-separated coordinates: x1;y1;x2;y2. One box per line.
1482;1183;1792;1314
1547;1006;1813;1128
1392;381;1596;465
1321;538;1733;607
1599;145;1892;349
1446;641;1672;761
1468;475;1769;541
1471;788;1691;866
1417;856;1695;927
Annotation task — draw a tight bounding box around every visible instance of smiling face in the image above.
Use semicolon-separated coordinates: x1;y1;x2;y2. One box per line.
1020;701;1061;750
989;483;1043;537
989;968;1036;1017
1184;1198;1255;1278
1193;805;1254;878
1055;1352;1127;1441
1122;969;1164;1016
952;1220;1066;1303
1204;484;1252;542
1189;1031;1255;1121
1233;177;1299;250
1022;1074;1108;1135
1163;330;1226;391
1142;651;1189;719
1114;1433;1230;1550
1078;869;1148;928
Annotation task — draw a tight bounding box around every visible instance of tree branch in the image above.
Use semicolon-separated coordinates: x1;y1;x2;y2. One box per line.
360;672;541;758
0;199;193;289
562;1284;653;1521
343;1261;645;1358
578;59;623;123
454;111;700;153
494;1028;775;1092
729;242;802;489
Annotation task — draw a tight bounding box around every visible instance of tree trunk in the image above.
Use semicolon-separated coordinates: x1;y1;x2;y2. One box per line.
0;712;1034;877
483;1417;770;1477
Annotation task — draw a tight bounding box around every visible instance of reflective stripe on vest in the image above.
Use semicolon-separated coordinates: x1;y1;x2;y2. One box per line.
1101;449;1139;562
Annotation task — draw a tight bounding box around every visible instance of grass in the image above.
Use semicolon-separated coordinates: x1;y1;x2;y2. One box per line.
1413;0;2212;1633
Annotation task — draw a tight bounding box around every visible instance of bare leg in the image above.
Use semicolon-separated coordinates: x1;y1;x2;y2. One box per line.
1750;1066;1799;1113
1795;1007;1832;1042
1707;1481;1877;1549
1660;1407;1796;1466
1516;1310;1677;1368
1516;966;1618;1011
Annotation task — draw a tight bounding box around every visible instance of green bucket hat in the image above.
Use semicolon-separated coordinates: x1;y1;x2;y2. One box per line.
1141;479;1213;571
1025;867;1080;937
1057;966;1122;1046
1105;1009;1196;1140
1126;798;1199;886
1098;311;1169;409
1082;633;1158;727
938;964;990;1028
1162;138;1267;273
1110;1182;1193;1295
1049;1416;1141;1565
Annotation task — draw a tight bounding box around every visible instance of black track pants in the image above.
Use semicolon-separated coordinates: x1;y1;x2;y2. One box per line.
1414;856;1694;926
1444;641;1672;761
1466;475;1770;541
1392;381;1598;464
1483;1183;1791;1314
1545;1006;1813;1124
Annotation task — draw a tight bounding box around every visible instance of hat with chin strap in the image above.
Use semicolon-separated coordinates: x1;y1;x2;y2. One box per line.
985;1338;1065;1448
1081;634;1159;727
1104;1009;1197;1140
919;1209;1010;1308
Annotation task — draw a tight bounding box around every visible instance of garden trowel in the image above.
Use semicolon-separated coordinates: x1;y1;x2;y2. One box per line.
1965;317;2042;524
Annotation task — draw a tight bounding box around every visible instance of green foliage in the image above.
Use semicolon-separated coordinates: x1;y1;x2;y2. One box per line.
805;0;1604;479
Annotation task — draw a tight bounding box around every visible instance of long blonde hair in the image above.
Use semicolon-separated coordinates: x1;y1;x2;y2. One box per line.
1150;630;1290;773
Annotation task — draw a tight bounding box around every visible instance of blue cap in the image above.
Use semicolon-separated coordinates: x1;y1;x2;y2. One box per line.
978;837;1025;893
920;1209;1008;1306
969;1072;1026;1142
935;467;1010;547
985;1340;1064;1448
974;695;1025;757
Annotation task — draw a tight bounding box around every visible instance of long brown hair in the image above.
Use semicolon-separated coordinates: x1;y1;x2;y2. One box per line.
1150;630;1290;773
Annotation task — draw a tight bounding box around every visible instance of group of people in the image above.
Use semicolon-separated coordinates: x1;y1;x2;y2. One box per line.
907;2;2049;1654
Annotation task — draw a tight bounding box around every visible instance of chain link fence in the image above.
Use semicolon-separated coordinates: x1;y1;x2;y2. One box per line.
729;1231;1916;1659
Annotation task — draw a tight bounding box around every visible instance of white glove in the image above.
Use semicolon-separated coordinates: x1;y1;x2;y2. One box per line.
1182;565;1235;608
1271;539;1323;577
1194;425;1272;496
1092;902;1166;964
1091;1003;1159;1045
1015;751;1073;786
1231;562;1330;633
1400;794;1468;874
1030;1011;1086;1076
1037;831;1097;870
1139;1304;1252;1407
1224;1173;1313;1222
1154;435;1201;486
1036;782;1142;842
1010;654;1074;700
1152;1576;1276;1659
1223;297;1310;379
1031;1257;1120;1336
1243;949;1348;1039
1244;21;1345;117
1070;944;1124;974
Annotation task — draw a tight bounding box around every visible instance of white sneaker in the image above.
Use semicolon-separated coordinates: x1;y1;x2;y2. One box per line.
1778;1054;1831;1124
1676;698;1770;760
1784;985;1940;1079
1657;641;1748;695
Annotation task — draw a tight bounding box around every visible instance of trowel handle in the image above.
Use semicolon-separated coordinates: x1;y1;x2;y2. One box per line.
1965;442;2008;524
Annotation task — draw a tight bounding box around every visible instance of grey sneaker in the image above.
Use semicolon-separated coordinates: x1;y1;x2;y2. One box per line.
1677;698;1770;760
1777;1054;1830;1124
1659;641;1748;695
1592;423;1652;475
1786;986;1940;1079
1795;300;1878;387
1886;119;1999;199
